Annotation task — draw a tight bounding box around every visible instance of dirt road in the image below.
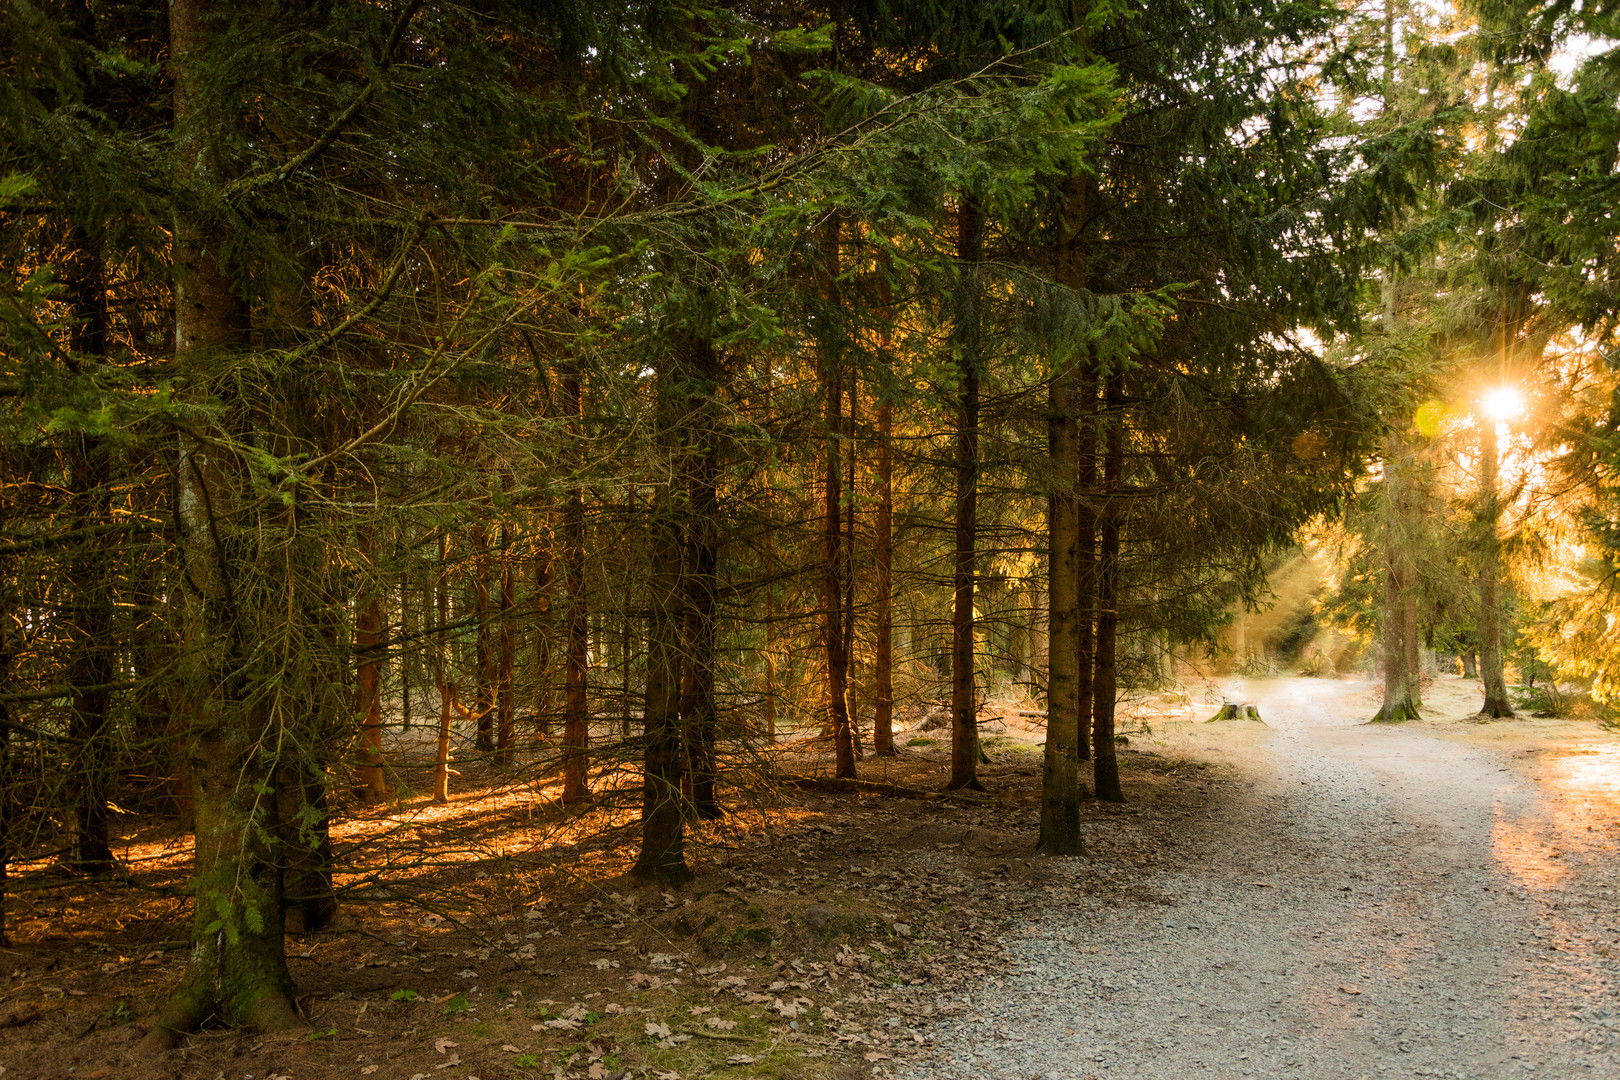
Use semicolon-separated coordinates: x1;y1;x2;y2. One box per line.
907;677;1620;1080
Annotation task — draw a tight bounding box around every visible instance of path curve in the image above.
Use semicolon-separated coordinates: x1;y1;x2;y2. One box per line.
907;677;1620;1080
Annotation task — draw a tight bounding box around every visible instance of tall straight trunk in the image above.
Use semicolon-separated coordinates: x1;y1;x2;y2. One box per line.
1478;416;1514;716
142;0;300;1047
873;397;895;756
532;538;555;738
632;353;693;885
844;368;860;760
496;528;516;757
562;363;591;800
1039;363;1082;853
949;196;984;791
1075;365;1099;763
684;429;721;816
1404;590;1421;705
1375;435;1422;721
1091;369;1126;804
820;215;856;779
399;564;412;730
471;526;495;752
0;576;14;945
621;491;636;739
433;534;455;804
354;528;386;800
62;229;118;873
763;373;779;741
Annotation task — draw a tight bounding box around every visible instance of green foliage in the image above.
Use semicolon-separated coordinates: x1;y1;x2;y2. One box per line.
391;989;419;1003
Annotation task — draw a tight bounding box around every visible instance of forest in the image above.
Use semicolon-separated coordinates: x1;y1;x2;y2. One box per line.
3;0;1620;1078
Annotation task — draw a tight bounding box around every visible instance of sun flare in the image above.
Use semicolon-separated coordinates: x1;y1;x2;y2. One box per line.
1483;385;1526;421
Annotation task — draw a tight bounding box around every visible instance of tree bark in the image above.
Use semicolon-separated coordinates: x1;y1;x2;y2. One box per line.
949;196;984;792
632;352;694;885
683;339;723;816
471;526;495;753
1478;415;1515;717
562;363;592;801
820;215;857;779
1075;365;1098;763
1039;362;1082;853
354;529;387;801
433;535;454;804
1375;435;1422;722
1092;368;1126;804
62;228;118;874
532;537;555;739
141;0;302;1048
496;527;517;758
874;396;896;756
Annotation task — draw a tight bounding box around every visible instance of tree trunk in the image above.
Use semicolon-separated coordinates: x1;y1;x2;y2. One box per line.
1375;435;1421;722
562;364;592;801
949;196;984;792
433;535;454;804
820;215;857;779
532;539;555;738
62;238;118;874
472;526;495;752
632;354;694;886
141;0;302;1047
1478;415;1514;717
1075;365;1098;763
844;367;861;761
354;529;387;801
683;340;723;816
276;759;337;934
873;396;895;756
1092;369;1126;804
1039;361;1082;854
1463;647;1478;679
763;373;779;742
496;527;517;758
0;575;14;945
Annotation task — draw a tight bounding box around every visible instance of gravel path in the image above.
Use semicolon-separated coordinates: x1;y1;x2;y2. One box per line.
906;678;1620;1080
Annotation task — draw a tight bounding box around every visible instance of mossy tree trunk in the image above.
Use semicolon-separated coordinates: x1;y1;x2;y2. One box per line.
141;0;304;1048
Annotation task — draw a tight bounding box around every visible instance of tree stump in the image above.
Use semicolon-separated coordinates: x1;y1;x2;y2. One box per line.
1207;702;1264;723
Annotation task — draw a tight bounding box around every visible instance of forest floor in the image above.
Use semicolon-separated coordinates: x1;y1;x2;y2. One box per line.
4;673;1617;1080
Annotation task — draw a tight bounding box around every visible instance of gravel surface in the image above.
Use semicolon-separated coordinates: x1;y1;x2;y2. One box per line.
906;678;1620;1080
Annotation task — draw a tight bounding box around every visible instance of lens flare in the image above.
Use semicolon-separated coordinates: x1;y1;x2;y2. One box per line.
1483;386;1525;421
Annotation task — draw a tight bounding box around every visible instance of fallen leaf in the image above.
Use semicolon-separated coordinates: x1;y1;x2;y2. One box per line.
645;1021;672;1038
689;1005;712;1015
1250;881;1274;888
434;1055;460;1070
864;1052;891;1062
726;1055;757;1066
360;1068;378;1076
501;1044;522;1053
1338;985;1363;995
435;1038;459;1054
707;1017;738;1031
